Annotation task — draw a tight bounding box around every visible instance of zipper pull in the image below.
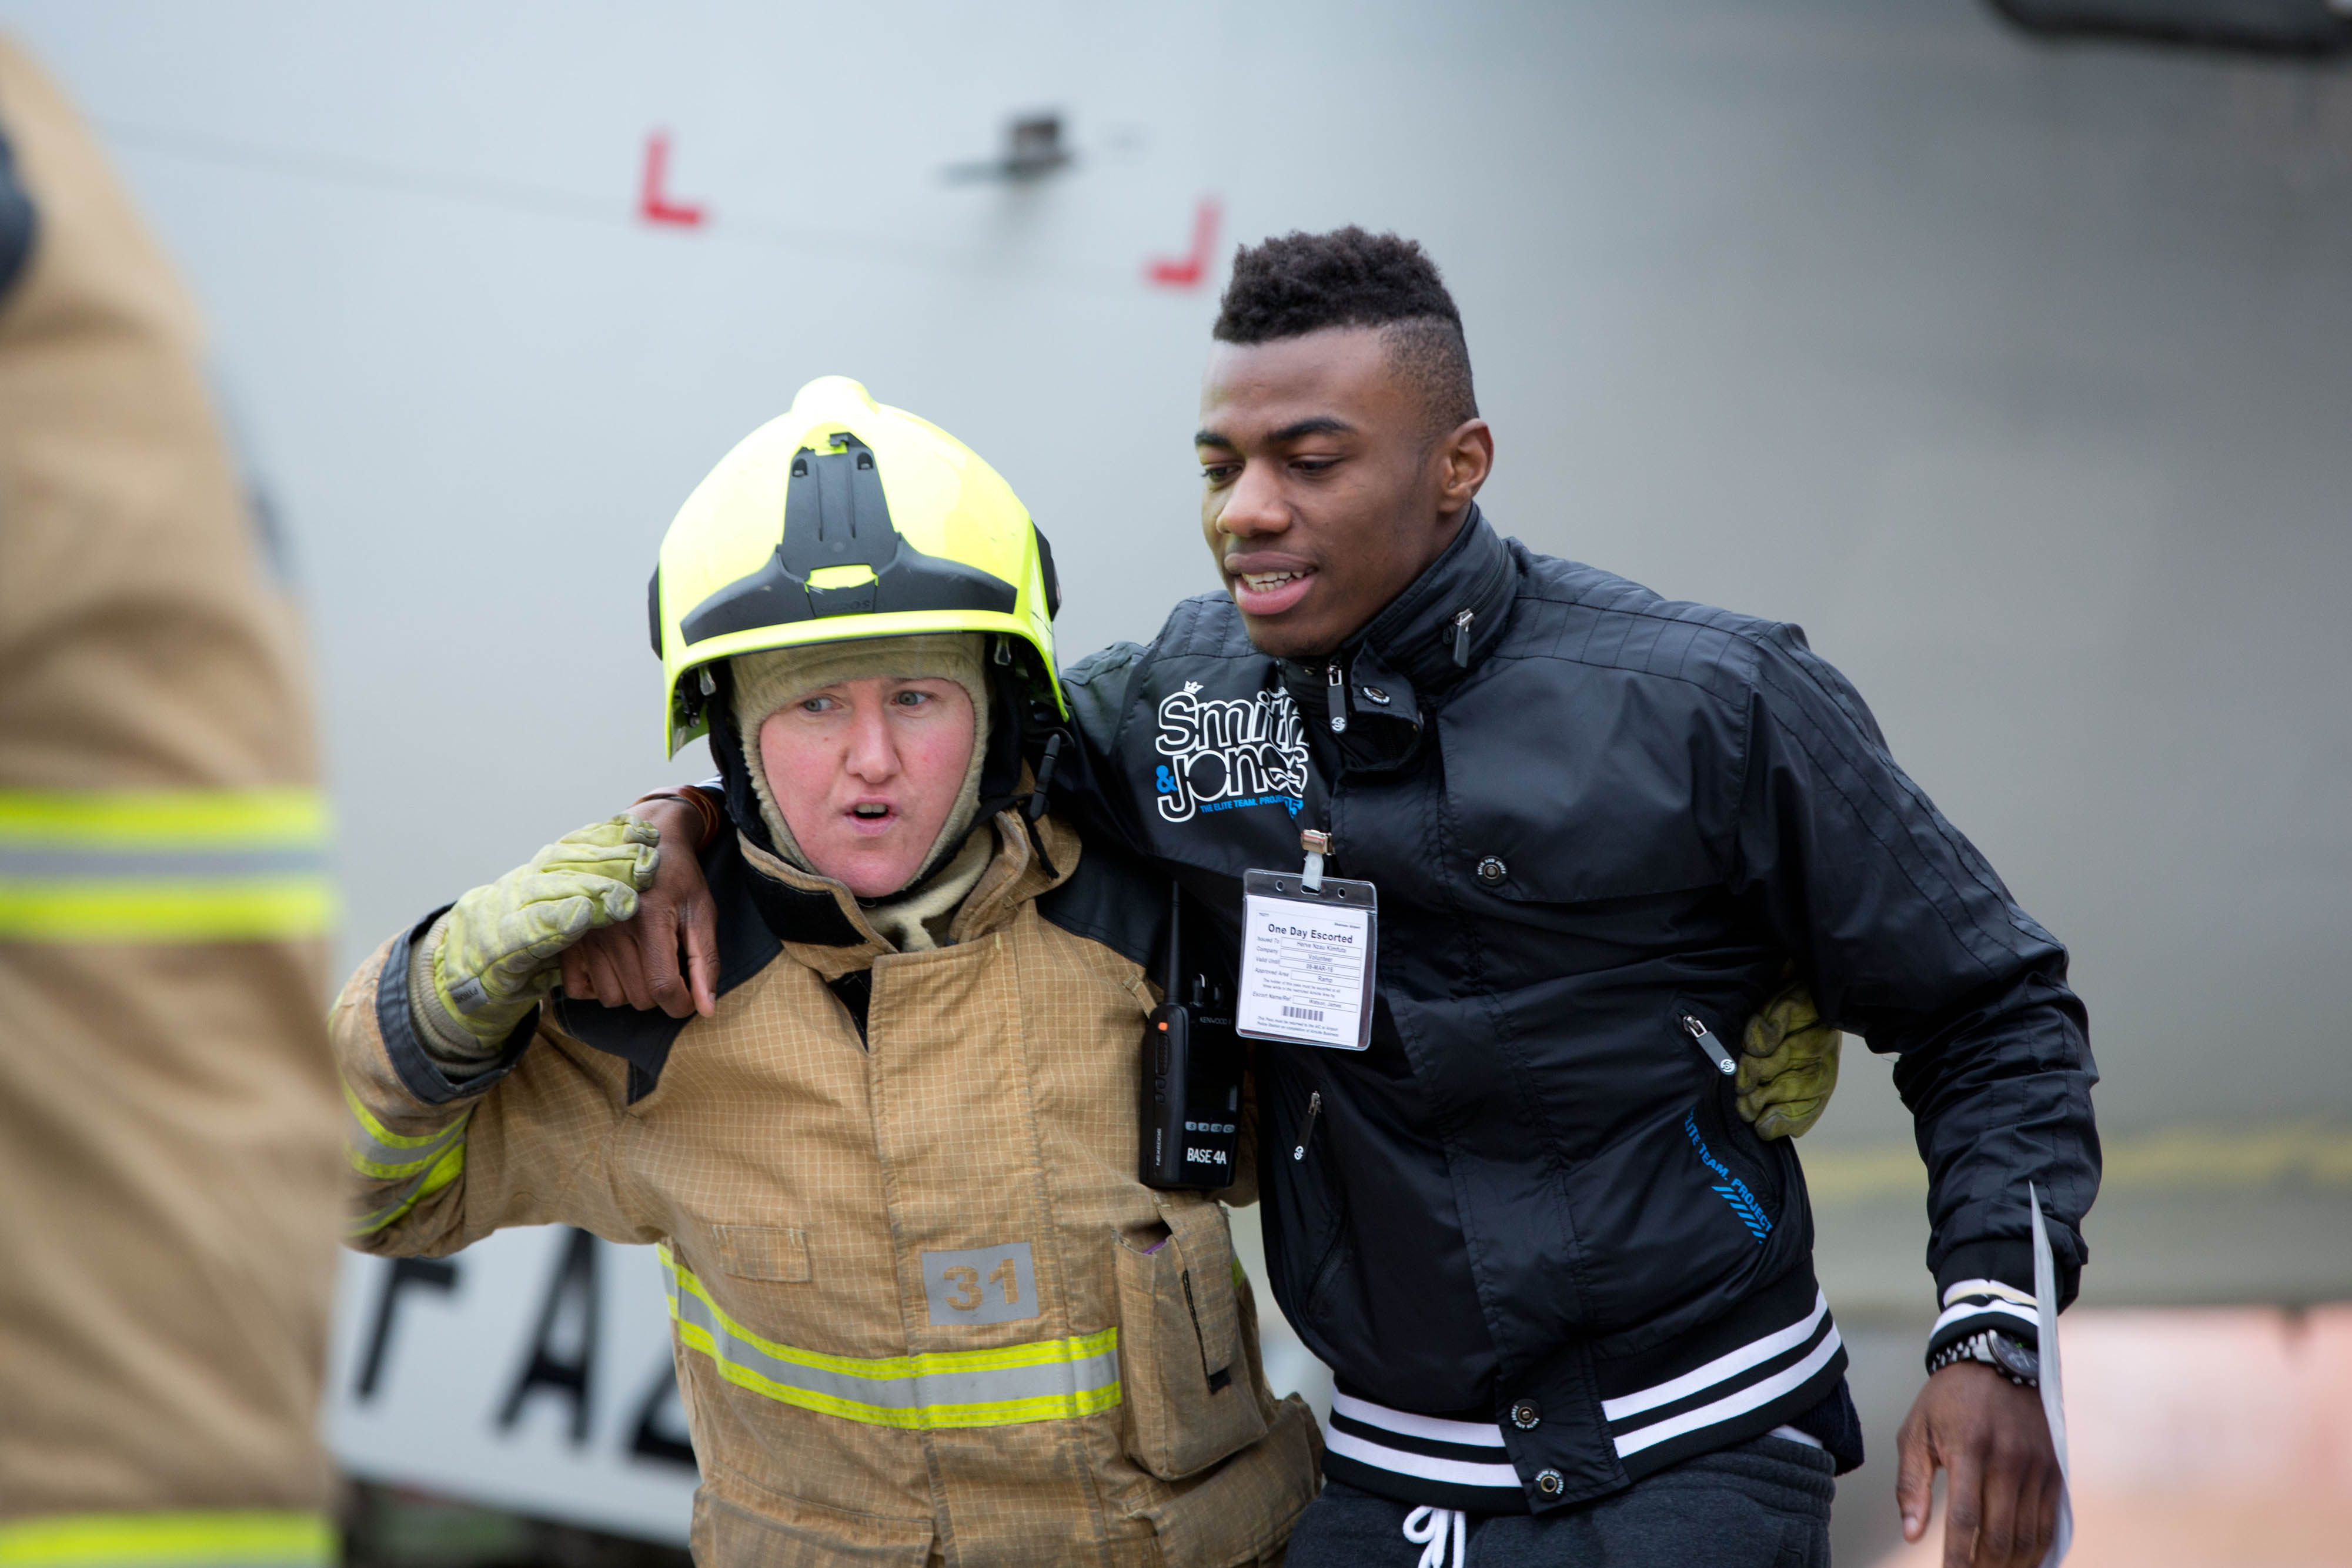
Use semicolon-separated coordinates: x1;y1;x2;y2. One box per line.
1451;609;1475;667
1682;1014;1738;1076
1327;663;1348;733
1292;1090;1323;1161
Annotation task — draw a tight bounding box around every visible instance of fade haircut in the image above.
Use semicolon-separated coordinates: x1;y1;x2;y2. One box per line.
1211;227;1479;437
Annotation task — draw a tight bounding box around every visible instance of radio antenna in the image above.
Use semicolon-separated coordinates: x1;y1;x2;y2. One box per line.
1162;882;1182;1002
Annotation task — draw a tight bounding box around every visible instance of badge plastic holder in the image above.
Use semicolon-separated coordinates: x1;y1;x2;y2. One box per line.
1235;864;1378;1052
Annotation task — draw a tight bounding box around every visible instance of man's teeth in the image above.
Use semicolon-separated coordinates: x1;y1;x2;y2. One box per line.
853;805;888;818
1241;570;1308;592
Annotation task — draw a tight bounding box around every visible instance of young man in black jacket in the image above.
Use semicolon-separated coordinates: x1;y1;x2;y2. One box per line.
600;230;2092;1567
1061;230;2089;1568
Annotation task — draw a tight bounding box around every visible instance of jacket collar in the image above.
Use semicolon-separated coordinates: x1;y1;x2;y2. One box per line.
1272;506;1518;766
1352;503;1517;691
741;810;1079;981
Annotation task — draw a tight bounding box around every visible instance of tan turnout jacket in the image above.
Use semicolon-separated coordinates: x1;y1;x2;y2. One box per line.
0;38;339;1554
335;814;1319;1568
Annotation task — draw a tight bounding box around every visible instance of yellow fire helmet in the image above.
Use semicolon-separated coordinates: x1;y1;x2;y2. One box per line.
650;376;1064;756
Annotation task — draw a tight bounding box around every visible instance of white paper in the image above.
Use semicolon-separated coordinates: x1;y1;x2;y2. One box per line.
1237;891;1372;1049
2030;1183;2074;1567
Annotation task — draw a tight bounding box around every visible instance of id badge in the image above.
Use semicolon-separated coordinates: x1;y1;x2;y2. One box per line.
1236;859;1377;1052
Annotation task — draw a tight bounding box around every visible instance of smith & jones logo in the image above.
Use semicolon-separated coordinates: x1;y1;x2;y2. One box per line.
1152;681;1308;824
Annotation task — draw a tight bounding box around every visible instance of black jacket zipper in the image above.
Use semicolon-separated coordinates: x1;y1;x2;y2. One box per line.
1291;1089;1323;1161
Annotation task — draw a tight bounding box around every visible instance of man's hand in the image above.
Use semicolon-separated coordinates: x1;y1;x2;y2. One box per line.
432;816;661;1045
1736;981;1841;1139
1895;1363;2062;1568
559;795;720;1019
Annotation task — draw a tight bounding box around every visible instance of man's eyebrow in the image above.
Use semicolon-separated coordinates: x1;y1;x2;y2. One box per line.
1268;416;1356;443
1192;416;1358;449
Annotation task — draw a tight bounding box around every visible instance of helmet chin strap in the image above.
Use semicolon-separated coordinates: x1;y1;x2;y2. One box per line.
955;660;1063;885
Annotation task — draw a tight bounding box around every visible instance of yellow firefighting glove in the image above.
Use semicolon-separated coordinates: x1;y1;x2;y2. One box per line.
420;816;661;1053
1735;981;1841;1141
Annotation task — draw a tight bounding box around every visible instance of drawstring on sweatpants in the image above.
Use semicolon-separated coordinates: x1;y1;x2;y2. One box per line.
1402;1506;1466;1568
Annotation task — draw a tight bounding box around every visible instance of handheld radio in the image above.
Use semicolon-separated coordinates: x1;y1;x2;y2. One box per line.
1139;883;1244;1190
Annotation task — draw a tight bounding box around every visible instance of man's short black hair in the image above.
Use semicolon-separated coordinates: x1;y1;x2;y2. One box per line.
1212;227;1478;435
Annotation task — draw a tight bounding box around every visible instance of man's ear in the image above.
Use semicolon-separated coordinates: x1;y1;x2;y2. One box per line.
1436;419;1494;520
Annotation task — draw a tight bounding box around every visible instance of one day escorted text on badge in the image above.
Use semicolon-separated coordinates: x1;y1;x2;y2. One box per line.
1235;847;1379;1051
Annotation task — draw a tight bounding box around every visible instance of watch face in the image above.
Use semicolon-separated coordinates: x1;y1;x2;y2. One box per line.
1988;1334;2040;1381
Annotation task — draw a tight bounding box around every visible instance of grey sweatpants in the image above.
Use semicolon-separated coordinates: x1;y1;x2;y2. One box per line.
1285;1435;1836;1568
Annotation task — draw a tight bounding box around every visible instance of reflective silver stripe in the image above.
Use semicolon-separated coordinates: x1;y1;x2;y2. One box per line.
340;1084;470;1179
346;1146;463;1236
343;1096;469;1237
660;1248;1120;1429
0;847;328;878
344;1112;466;1180
0;789;335;942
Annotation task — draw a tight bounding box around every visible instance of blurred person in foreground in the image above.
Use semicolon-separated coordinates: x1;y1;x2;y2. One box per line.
329;380;1323;1566
0;40;341;1568
603;230;2094;1568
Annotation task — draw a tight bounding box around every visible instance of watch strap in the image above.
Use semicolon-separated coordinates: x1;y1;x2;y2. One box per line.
1927;1328;2040;1388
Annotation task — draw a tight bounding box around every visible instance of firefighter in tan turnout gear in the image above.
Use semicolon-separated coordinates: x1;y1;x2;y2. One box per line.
332;377;1320;1566
0;39;342;1568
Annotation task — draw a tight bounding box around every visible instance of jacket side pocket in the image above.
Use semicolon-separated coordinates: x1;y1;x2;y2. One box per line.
1114;1199;1271;1480
1140;1395;1323;1567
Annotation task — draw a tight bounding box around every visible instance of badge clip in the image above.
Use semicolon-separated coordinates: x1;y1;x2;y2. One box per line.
1300;828;1332;893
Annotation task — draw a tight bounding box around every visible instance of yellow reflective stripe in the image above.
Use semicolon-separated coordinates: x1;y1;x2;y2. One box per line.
346;1142;465;1236
344;1129;463;1182
667;1249;1114;1378
0;1511;335;1568
0;882;335;942
339;1081;452;1151
339;1081;469;1178
0;789;334;943
0;789;328;847
659;1246;1121;1430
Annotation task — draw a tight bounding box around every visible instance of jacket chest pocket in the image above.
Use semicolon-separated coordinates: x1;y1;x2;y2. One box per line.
712;1224;811;1283
1435;687;1730;907
1113;1199;1269;1480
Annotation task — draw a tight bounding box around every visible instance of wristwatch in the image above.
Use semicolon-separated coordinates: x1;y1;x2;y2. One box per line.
1928;1329;2039;1388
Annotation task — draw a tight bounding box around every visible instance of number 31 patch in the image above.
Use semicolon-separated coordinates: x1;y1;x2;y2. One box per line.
921;1241;1039;1326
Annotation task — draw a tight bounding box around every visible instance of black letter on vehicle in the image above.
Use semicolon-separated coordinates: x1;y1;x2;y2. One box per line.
498;1226;600;1444
356;1256;460;1400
